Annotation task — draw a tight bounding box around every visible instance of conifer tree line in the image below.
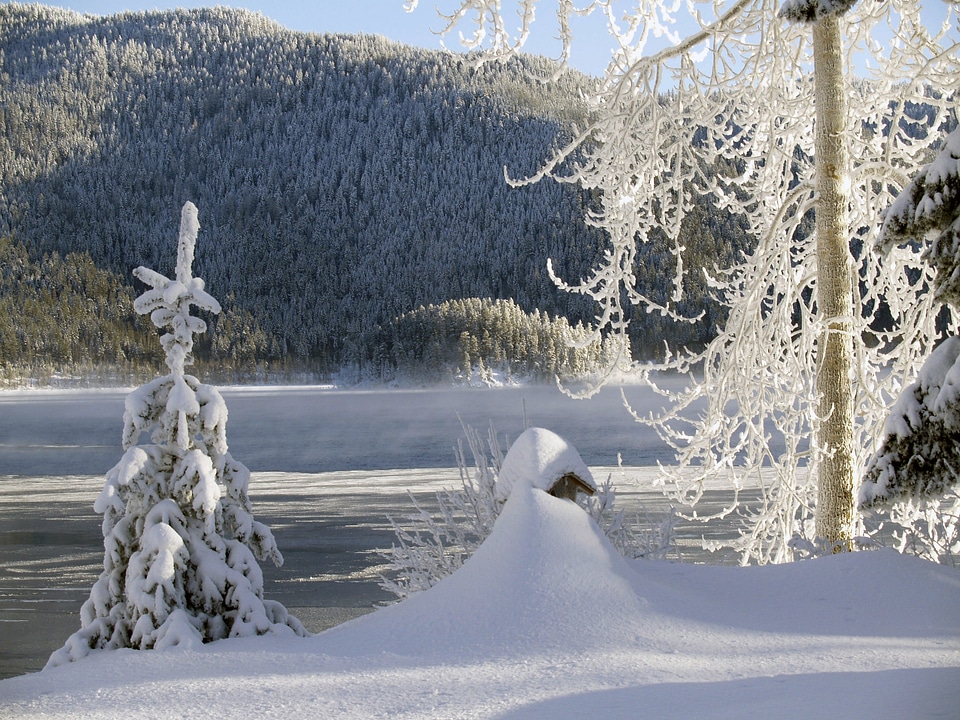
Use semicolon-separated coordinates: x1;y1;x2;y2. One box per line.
0;236;271;385
0;236;159;382
0;3;744;381
365;297;605;383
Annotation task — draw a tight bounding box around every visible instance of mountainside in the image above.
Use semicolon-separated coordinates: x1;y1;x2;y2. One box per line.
0;236;160;376
0;3;738;378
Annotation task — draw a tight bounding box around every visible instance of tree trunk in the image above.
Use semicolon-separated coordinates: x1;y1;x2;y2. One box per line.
812;14;856;550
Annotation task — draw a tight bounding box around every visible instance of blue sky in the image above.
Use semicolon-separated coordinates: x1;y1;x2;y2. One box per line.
27;1;960;78
43;1;616;75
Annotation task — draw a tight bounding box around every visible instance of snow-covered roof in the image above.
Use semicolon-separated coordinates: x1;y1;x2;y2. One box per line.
494;427;596;503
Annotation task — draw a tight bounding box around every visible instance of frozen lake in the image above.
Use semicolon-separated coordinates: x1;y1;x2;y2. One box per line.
0;382;729;679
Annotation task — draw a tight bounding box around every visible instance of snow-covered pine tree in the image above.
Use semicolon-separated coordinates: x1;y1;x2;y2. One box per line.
48;202;305;667
861;127;960;510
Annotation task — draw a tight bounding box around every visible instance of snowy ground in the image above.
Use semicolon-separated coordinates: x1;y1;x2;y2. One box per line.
2;482;958;719
2;386;958;717
0;467;725;679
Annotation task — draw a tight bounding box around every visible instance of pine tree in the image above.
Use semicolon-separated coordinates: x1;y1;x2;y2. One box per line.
880;127;960;309
48;202;305;667
861;127;960;508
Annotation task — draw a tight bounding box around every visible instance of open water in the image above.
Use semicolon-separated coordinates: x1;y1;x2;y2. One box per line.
0;382;730;679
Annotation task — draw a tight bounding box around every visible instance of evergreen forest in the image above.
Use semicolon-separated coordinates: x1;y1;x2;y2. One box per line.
0;3;746;384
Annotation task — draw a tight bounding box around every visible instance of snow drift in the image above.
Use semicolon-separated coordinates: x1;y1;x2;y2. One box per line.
2;483;959;719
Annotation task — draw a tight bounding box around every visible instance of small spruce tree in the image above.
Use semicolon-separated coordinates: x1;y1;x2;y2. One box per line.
49;202;305;666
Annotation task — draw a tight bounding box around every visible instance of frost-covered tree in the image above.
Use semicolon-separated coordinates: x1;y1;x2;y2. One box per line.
860;127;960;557
48;202;305;667
408;0;959;561
878;126;960;311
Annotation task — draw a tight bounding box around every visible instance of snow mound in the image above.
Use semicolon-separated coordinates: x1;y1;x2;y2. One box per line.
3;481;960;718
494;427;596;503
320;482;960;658
319;482;651;658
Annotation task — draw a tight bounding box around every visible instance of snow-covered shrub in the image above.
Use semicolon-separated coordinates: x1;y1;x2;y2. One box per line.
586;470;680;563
378;422;502;600
48;202;305;667
867;491;960;566
379;423;675;600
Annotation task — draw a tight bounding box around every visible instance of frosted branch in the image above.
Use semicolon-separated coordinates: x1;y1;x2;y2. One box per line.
415;0;959;561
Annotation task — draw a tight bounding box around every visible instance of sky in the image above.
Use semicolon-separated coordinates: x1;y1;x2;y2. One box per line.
43;0;618;76
28;1;960;78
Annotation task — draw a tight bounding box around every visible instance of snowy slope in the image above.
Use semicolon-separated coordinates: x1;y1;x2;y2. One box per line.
2;484;959;719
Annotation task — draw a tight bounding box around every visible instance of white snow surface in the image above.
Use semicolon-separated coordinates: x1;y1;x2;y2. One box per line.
494;426;596;503
882;336;960;440
2;483;959;719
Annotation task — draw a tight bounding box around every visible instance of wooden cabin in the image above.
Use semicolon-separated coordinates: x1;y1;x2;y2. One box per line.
547;472;597;501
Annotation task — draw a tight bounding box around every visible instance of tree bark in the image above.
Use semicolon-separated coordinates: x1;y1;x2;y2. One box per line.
812;14;856;550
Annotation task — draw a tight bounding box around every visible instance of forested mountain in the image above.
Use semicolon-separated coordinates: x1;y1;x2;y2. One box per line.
0;236;158;378
0;3;743;381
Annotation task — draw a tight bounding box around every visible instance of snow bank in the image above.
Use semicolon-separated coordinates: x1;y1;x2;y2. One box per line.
322;482;646;658
2;484;959;719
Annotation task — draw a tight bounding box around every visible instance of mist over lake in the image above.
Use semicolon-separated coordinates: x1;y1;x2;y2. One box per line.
0;383;679;477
